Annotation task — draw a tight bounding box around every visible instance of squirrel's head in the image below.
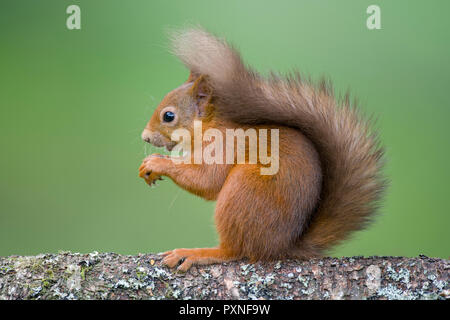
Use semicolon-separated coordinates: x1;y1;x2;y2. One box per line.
141;72;213;151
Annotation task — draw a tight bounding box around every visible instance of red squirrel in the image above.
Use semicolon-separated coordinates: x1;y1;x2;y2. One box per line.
139;28;386;271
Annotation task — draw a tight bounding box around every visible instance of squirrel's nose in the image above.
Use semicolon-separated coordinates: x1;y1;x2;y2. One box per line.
141;129;153;143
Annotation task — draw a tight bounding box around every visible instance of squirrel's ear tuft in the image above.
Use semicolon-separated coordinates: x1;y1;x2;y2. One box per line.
189;75;213;117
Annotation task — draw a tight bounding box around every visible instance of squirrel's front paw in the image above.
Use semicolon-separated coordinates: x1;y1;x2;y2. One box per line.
138;154;168;186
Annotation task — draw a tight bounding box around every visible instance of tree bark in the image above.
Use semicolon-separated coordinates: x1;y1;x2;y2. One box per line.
0;252;448;300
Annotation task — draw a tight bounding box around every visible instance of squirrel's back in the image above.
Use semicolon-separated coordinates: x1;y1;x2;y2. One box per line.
170;28;387;258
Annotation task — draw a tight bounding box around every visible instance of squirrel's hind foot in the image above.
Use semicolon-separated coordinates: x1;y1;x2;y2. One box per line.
161;247;235;272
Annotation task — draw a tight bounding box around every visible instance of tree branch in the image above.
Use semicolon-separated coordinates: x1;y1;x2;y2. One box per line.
0;252;448;300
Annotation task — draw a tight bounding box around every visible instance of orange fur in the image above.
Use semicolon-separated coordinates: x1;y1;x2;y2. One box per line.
139;28;386;270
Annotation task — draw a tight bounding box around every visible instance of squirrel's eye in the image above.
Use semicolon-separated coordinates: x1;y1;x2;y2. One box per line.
163;111;175;123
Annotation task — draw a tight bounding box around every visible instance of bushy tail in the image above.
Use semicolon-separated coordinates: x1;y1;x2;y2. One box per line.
171;28;387;257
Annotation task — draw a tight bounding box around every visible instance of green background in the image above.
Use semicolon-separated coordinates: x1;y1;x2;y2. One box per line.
1;1;449;259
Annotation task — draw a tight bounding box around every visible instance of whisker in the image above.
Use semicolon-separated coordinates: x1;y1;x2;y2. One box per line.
168;189;182;213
